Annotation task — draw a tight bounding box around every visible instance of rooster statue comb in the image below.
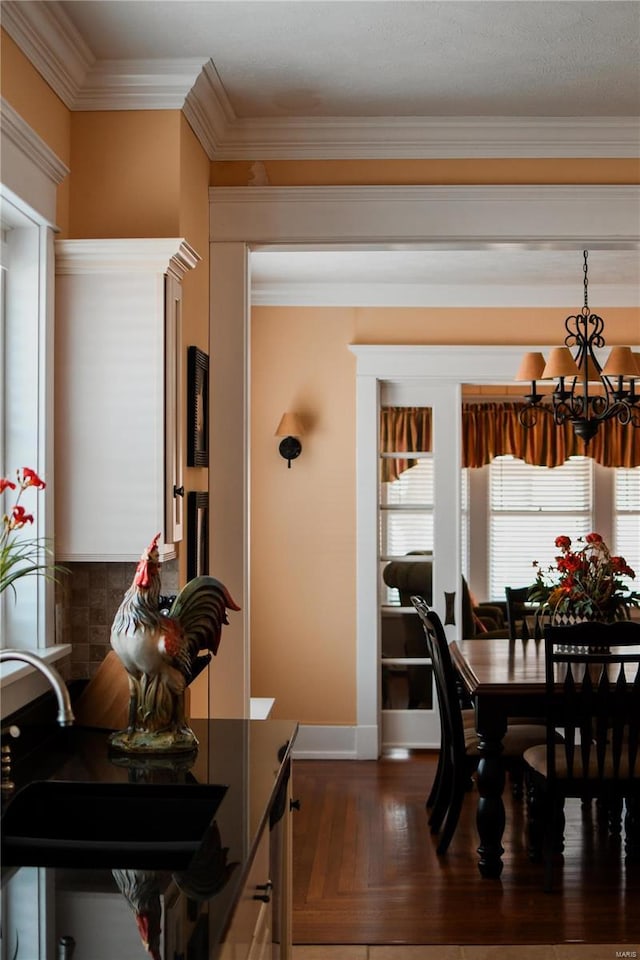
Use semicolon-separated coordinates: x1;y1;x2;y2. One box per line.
109;534;240;754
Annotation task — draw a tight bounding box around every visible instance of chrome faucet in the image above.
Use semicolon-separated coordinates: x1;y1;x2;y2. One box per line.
0;649;75;726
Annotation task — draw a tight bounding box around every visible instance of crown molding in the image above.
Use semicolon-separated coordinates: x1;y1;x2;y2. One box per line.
183;60;236;158
55;238;201;276
77;58;208;111
1;1;94;110
2;1;205;111
193;113;640;161
4;1;640;158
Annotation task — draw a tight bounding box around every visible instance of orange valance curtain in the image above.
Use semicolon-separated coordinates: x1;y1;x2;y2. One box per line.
381;403;640;481
380;406;432;482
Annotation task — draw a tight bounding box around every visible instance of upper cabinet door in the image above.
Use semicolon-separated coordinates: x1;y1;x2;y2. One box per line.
55;238;200;562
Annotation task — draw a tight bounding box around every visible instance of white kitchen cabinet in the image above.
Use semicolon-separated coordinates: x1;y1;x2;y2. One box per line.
219;761;293;960
54;238;200;562
219;826;272;960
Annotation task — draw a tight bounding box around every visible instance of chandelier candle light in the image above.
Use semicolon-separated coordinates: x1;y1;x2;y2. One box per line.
516;250;640;443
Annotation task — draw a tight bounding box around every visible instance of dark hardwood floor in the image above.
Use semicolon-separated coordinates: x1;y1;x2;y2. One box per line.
291;752;640;946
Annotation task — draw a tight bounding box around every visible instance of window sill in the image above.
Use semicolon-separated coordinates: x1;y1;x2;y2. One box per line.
0;645;72;720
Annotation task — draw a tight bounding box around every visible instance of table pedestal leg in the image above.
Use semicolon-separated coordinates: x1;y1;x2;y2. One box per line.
475;726;506;878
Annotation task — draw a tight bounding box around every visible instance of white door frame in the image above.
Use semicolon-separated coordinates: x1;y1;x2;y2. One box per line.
209;184;640;754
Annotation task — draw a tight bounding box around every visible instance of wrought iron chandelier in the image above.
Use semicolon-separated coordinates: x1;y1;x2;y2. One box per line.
516;250;640;443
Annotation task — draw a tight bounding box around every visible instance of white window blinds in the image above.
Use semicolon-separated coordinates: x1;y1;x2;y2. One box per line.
380;456;435;560
489;455;593;601
615;468;640;576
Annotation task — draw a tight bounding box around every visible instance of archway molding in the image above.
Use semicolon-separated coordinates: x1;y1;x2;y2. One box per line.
208;183;640;755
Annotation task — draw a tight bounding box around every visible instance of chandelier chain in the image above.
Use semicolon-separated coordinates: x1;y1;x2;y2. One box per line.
582;249;589;315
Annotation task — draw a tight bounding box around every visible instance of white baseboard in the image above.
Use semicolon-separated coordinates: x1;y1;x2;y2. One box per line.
291;723;379;760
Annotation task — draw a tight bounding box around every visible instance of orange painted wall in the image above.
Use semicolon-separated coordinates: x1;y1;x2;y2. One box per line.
212;157;640;187
250;307;357;723
68;111;181;238
353;306;640;346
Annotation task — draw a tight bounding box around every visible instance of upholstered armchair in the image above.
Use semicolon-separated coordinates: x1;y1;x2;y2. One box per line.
382;553;508;640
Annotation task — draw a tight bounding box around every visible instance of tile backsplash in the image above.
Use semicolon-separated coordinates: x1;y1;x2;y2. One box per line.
56;559;179;680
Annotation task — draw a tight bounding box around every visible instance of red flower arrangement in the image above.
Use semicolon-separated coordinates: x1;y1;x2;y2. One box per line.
529;532;640;623
1;467;66;596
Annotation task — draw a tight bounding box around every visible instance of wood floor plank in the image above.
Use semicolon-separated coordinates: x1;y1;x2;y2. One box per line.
291;753;640;946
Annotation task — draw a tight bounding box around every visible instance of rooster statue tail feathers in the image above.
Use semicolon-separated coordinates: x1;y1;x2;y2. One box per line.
168;575;241;660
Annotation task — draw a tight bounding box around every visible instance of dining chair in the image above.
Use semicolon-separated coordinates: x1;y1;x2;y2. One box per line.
505;585;535;640
410;596;551;855
523;619;640;891
409;596;474;819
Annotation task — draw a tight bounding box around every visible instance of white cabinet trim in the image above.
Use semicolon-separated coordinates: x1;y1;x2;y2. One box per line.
55;238;200;275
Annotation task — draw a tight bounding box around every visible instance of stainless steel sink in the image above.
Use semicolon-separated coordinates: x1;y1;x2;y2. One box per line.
1;779;228;869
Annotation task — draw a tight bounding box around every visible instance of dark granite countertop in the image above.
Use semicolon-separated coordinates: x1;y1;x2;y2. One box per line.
1;717;298;960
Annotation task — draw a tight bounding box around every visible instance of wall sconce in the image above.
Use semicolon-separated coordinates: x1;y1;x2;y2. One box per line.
275;413;304;467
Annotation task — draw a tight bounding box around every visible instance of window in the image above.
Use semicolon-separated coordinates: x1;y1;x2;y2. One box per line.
460;467;469;582
378;431;438;734
0;112;68;660
0;189;56;651
1;105;67;660
0;232;5;464
1;108;70;719
488;455;593;601
380;456;434;606
615;468;640;575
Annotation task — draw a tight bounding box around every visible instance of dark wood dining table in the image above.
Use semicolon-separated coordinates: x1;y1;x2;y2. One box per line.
450;635;549;880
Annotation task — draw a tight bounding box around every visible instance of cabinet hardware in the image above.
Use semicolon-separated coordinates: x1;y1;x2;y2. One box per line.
290;798;301;811
253;879;272;903
1;724;20;738
173;485;185;498
57;935;76;959
1;725;20;796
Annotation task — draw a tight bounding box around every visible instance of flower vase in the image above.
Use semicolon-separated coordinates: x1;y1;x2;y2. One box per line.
552;611;611;654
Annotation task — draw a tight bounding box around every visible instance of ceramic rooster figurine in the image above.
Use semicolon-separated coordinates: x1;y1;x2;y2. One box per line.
109;533;240;754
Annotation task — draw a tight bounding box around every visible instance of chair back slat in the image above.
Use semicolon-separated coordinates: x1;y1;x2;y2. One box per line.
544;620;640;784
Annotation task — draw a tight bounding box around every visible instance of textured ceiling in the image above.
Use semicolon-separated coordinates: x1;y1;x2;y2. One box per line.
60;1;640;118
